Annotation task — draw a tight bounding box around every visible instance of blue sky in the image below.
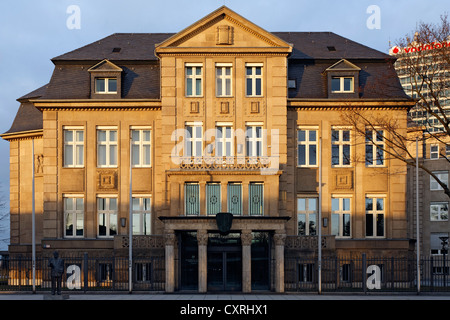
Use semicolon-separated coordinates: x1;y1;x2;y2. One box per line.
0;0;448;247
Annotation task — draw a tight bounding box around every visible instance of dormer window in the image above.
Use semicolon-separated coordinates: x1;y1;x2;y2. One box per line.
331;76;354;93
95;78;118;94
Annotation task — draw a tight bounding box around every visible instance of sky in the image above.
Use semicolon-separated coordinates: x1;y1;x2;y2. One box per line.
0;0;448;248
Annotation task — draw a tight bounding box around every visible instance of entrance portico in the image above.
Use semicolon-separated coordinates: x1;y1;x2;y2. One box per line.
159;216;289;293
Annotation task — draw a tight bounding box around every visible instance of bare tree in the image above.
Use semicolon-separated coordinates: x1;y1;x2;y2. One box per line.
342;14;450;197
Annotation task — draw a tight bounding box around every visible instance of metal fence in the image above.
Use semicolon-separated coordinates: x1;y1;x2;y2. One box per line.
0;254;165;292
285;254;450;293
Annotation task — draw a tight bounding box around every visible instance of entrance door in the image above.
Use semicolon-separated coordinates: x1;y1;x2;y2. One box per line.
207;233;242;291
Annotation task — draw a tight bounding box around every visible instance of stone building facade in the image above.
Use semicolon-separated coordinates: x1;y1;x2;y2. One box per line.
1;7;415;292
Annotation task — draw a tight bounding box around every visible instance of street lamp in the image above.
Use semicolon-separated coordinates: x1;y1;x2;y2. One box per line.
440;236;449;287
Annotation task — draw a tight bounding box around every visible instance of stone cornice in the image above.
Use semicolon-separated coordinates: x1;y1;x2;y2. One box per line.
1;129;43;141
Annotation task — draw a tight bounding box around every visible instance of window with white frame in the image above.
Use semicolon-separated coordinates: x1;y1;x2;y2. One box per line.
97;197;118;237
95;78;117;94
331;128;351;166
215;124;233;157
131;128;151;167
430;144;439;159
331;197;351;237
246;63;263;96
97;127;118;167
185;63;202;97
430;202;449;221
297;197;318;236
132;196;151;235
246;124;263;157
185;123;203;158
365;196;385;238
431;233;449;255
365;129;385;166
297;128;318;167
64;196;84;237
331;76;354;93
64;127;84;167
216;63;232;97
430;171;448;191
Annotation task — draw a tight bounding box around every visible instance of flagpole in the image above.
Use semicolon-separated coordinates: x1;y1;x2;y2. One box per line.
129;135;133;293
318;136;322;294
32;140;36;294
416;136;420;293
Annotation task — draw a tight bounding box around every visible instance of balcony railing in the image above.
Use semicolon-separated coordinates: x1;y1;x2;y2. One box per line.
176;156;274;171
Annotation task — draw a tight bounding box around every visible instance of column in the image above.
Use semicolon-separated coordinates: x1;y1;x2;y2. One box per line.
164;231;176;293
241;230;253;293
197;229;208;293
274;232;286;293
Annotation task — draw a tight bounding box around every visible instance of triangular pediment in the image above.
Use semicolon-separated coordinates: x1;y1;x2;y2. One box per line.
325;59;361;72
88;59;123;72
155;6;292;54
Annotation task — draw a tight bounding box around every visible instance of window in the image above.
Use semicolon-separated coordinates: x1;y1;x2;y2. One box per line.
297;128;318;167
135;262;152;282
246;125;263;157
365;129;384;166
227;183;242;215
430;171;448;191
95;78;117;93
430;144;439;159
186;64;202;97
185;183;200;216
331;77;354;93
206;183;221;215
97;127;118;167
298;263;314;282
64;127;84;167
64;197;84;237
431;233;449;255
331;128;351;166
365;196;385;238
297;198;317;236
215;125;233;157
249;183;264;216
430;202;449;221
185;123;203;158
98;197;117;237
131;128;151;167
246;63;263;96
216;64;232;97
132;197;151;235
331;197;351;237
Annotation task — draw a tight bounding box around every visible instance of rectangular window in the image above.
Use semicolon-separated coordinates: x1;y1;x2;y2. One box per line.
365;129;385;166
297;128;318;167
331;77;354;93
64;197;84;237
246;125;263;157
95;78;117;93
430;144;439;159
431;233;449;255
331;197;351;237
227;183;242;215
216;64;232;97
430;171;448;191
132;197;152;235
186;64;202;97
215;125;233;157
430;202;449;221
185;123;203;158
246;63;263;96
249;183;264;216
131;128;151;167
185;183;200;216
206;183;221;215
297;197;317;236
331;128;351;166
365;196;385;238
135;262;152;282
98;197;117;237
64;127;84;167
97;127;118;167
